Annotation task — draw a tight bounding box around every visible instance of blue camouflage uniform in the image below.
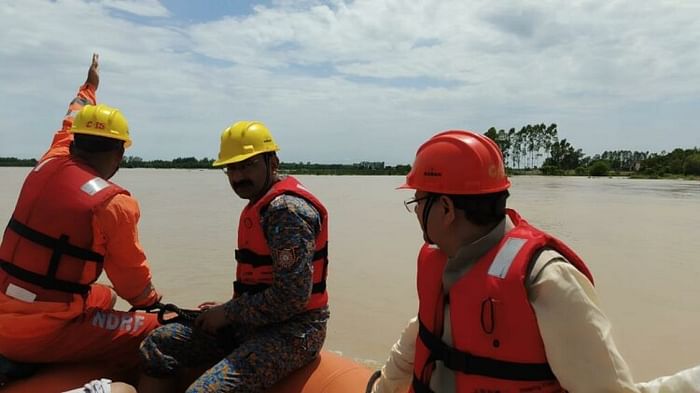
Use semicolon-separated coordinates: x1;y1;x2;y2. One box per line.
139;193;329;393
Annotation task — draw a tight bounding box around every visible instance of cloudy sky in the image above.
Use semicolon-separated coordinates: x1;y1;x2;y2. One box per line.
1;0;698;164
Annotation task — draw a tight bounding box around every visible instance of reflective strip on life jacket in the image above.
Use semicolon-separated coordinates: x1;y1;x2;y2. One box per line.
411;209;591;392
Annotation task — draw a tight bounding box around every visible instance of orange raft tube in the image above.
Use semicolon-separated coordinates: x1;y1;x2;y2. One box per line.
2;351;374;393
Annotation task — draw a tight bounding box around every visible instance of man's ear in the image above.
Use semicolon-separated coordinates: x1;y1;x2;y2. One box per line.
113;145;125;166
270;154;280;173
118;144;125;158
439;195;456;224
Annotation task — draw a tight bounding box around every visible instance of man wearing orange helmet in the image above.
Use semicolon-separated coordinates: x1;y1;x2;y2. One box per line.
138;121;330;392
0;54;161;379
369;130;699;393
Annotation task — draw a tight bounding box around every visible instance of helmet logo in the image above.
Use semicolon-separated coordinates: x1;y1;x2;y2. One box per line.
488;164;503;178
423;168;441;177
244;218;253;228
85;121;105;130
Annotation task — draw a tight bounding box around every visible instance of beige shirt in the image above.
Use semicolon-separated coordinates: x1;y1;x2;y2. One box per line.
372;216;700;393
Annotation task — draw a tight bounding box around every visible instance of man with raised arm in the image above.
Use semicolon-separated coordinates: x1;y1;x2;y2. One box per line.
0;54;161;375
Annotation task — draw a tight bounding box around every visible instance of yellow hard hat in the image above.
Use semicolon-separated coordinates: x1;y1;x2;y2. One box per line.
212;121;280;167
70;104;132;148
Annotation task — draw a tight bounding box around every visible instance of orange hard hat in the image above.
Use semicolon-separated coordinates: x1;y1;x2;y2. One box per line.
399;130;510;194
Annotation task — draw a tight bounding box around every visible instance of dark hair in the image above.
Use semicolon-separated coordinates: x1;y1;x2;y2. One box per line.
447;190;510;226
73;134;124;153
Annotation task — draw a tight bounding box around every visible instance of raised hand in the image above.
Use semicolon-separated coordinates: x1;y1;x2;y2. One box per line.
85;53;99;89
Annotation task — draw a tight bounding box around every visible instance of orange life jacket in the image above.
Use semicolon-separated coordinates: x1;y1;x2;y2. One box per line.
0;156;127;303
411;209;593;393
234;176;329;310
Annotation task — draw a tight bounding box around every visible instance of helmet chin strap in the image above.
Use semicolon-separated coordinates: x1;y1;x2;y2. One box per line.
421;195;438;245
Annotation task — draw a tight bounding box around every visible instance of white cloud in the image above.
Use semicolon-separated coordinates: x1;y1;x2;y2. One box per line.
187;0;700;102
1;0;699;164
101;0;170;17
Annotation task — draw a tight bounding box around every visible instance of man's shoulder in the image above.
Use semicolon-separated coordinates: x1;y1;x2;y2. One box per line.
96;192;139;219
267;193;319;219
106;191;136;203
526;248;586;288
261;194;322;237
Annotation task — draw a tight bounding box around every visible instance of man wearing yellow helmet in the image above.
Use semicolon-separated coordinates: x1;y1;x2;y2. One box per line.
0;54;162;379
138;122;330;392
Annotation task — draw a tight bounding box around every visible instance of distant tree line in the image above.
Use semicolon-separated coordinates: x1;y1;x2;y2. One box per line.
484;124;700;178
122;157;412;175
2;130;698;178
120;156;214;169
280;162;410;175
124;157;411;174
0;157;37;167
1;156;410;175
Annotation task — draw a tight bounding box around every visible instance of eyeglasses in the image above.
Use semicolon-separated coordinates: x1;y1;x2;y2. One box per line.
221;157;262;174
404;195;432;213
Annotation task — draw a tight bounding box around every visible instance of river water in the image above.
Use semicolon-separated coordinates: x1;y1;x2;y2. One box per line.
1;167;699;381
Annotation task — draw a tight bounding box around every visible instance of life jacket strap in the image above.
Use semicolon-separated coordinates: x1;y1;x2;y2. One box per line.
417;318;555;381
411;373;436;393
0;259;91;294
235;243;328;267
7;218;104;262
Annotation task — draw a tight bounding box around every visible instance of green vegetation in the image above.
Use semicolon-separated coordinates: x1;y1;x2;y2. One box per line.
279;162;410;175
0;156;409;175
122;157;411;175
588;161;610;177
2;127;698;179
0;157;37;167
684;154;700;176
121;156;214;169
484;123;698;179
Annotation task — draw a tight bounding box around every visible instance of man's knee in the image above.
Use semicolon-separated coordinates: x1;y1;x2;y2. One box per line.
139;326;170;362
139;339;178;377
139;325;189;377
140;325;168;347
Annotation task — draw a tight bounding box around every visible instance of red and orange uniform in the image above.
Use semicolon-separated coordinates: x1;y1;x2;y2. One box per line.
0;83;159;366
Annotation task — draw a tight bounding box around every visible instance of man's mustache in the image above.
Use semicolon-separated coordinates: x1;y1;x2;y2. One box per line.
233;180;253;188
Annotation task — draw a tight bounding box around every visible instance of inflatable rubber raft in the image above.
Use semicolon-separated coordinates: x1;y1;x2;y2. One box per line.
2;351;373;393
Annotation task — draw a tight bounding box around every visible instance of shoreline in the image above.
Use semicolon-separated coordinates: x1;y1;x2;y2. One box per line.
1;165;697;180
